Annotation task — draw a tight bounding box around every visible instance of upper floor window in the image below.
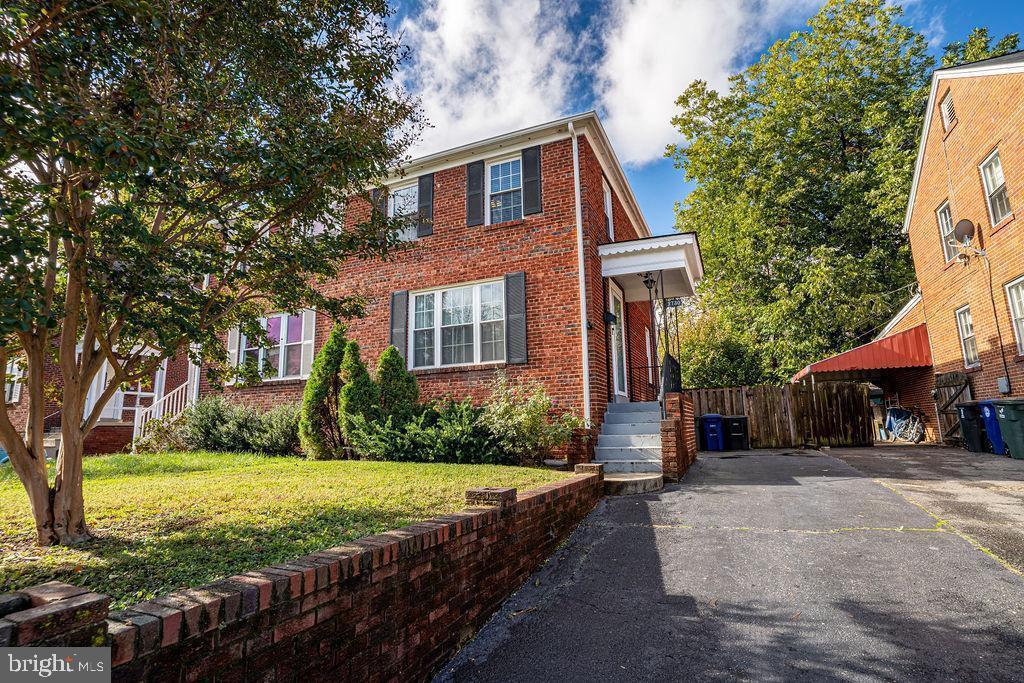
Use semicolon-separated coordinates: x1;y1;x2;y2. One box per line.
955;305;980;368
1006;275;1024;356
410;280;505;369
4;358;21;404
981;149;1012;225
488;158;522;224
939;93;957;131
603;177;615;240
230;310;316;380
937;201;956;261
387;183;419;241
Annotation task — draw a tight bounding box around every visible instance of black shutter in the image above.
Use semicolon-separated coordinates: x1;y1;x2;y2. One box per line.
390;291;409;360
466;161;484;227
370;188;382;215
522;146;542;215
417;174;434;237
504;272;527;364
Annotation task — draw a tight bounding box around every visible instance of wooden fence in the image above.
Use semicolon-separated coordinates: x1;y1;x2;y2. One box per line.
685;382;873;449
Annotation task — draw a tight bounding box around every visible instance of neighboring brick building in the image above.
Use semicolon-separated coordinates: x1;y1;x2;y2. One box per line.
795;51;1024;444
200;112;704;466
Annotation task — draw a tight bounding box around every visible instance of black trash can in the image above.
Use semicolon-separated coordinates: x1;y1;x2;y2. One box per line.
956;402;985;453
723;415;749;450
994;399;1024;460
694;416;705;451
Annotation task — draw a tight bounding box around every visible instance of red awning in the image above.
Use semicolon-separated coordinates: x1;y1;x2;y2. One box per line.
792;323;932;382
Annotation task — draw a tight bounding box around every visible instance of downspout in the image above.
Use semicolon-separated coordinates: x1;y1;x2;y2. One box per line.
569;122;592;425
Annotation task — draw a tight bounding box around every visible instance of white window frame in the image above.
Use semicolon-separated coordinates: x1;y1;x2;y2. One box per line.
232;310;316;381
603;177;615;240
955;305;980;368
936;201;956;262
485;154;523;226
980;148;1012;226
1005;275;1024;356
645;327;653;384
939;93;956;131
408;279;506;370
387;181;419;242
4;358;21;404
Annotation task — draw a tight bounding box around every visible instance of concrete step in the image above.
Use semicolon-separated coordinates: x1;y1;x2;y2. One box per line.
597;433;660;448
602;411;661;425
605;401;661;413
595;446;662;461
603;473;664;496
601;422;663;436
599;459;663;473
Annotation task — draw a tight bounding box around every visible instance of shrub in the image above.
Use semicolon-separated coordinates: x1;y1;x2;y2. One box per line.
345;413;414;462
299;323;347;459
376;345;419;425
132;413;188;453
250;403;302;456
479;371;584;464
338;341;379;436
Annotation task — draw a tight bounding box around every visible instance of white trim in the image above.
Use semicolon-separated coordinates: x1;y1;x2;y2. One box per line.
875;292;922;340
569;122;592;424
484;154;524;226
603;176;615;240
645;327;653;384
939;92;957;131
955;304;980;368
235;310;316;381
904;57;1024;234
936;201;955;262
608;279;629;399
407;279;506;371
980;147;1012;226
4;358;21;404
1005;274;1024;355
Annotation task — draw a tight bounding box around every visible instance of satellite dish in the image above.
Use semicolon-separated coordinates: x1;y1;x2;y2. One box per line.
953;219;976;243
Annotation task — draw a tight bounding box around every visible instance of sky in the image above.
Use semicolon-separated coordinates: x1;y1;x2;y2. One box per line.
390;0;1024;235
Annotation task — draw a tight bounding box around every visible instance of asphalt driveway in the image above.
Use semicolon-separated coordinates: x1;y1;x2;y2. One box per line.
438;451;1024;682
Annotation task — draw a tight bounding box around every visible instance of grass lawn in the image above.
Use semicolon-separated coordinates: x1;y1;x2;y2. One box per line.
0;451;566;608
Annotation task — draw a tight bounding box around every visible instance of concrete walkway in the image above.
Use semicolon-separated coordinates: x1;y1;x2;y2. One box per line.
438;451;1024;682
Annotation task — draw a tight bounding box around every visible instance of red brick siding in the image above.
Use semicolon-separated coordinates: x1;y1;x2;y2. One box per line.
873;367;941;443
908;72;1024;401
661;392;696;480
884;297;926;337
1;471;604;681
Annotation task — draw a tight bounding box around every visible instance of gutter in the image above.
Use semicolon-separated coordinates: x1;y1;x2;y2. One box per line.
569;122;592;425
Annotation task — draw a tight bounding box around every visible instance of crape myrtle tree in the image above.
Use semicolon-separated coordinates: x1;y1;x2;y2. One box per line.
0;1;421;545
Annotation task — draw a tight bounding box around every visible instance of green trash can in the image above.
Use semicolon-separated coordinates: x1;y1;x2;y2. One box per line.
993;399;1024;459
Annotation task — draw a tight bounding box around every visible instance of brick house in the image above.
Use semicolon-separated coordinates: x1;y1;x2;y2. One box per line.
794;51;1024;444
200;112;704;467
3;113;703;465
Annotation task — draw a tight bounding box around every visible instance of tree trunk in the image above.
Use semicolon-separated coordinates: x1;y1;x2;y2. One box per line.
22;453;57;546
53;394;92;544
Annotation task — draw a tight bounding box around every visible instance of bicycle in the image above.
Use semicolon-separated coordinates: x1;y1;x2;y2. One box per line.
885;406;925;443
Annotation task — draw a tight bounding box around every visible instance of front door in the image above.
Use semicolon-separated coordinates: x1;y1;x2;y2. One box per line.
609;281;629;400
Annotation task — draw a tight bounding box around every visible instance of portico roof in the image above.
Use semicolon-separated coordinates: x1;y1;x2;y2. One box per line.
598;233;703;302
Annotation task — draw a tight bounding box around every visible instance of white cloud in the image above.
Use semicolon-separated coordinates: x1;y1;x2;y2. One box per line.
398;0;579;157
398;0;822;165
596;0;820;165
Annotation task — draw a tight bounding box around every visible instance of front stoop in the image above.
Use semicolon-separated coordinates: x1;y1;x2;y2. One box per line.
595;401;663;474
603;473;665;496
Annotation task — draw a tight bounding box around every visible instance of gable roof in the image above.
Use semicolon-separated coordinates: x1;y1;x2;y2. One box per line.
903;51;1024;233
387;112;652;238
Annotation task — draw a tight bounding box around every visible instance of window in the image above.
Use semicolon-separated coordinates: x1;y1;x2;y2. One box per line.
937;201;956;261
387;183;419;241
645;327;653;384
603;177;615;240
1006;276;1024;355
981;149;1012;225
4;358;21;404
234;310;315;380
410;280;505;369
940;93;957;131
487;158;522;224
955;305;980;367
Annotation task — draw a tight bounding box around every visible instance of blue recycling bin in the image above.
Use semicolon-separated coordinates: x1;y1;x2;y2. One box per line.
979;401;1006;455
701;414;726;451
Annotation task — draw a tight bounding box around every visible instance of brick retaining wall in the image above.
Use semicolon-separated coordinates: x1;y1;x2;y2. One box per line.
0;466;604;681
661;392;697;481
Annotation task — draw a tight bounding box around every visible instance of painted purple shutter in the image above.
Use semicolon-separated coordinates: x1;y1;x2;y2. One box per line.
466;161;485;227
504;272;527;364
417;174;434;237
390;291;409;361
522;146;542;215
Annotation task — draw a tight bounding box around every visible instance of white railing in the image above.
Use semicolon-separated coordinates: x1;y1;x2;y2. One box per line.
133;382;193;447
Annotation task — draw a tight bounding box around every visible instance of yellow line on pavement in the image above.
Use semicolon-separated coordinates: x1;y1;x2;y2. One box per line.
873;478;1023;577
